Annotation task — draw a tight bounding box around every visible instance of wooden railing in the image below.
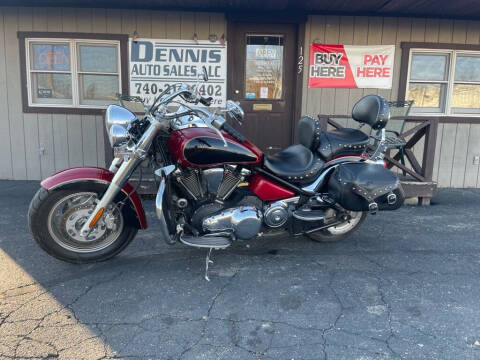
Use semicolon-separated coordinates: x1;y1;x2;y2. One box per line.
318;115;439;204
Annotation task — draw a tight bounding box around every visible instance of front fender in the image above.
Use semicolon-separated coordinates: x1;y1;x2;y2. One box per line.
41;167;147;229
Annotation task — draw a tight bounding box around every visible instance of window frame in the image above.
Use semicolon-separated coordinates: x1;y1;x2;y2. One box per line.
399;42;480;118
18;32;129;115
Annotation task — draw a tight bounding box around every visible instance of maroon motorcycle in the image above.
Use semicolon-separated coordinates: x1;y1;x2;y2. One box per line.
29;67;405;279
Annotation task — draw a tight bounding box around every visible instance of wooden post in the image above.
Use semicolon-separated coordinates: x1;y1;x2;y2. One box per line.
421;118;439;181
318;115;329;132
419;118;438;205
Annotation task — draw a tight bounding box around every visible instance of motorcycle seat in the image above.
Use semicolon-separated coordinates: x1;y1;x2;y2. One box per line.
317;128;369;161
263;144;324;183
296;115;369;161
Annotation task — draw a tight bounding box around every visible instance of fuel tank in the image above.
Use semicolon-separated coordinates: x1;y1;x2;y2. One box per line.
168;127;263;168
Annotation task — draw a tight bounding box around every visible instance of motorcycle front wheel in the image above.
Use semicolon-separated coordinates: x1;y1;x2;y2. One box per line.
28;183;138;263
307;210;366;243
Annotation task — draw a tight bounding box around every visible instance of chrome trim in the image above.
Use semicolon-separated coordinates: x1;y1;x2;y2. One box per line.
211;115;226;129
172;121;209;130
325;156;363;165
156;175;173;242
202;206;262;240
218;175;244;201
263;197;299;228
105;104;136;130
302;167;336;194
153;165;177;244
179;235;231;249
365;159;385;165
108;157;123;173
108;124;130;147
48;178;112;191
202;168;224;194
176;177;199;201
154;164;176;178
225;100;244;124
279;196;300;204
302;159;363;194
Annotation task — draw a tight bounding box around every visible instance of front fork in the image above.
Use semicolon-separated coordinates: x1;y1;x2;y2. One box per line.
79;119;162;237
79;155;142;237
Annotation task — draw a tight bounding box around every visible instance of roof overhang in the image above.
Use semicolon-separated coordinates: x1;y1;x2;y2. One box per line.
5;0;480;20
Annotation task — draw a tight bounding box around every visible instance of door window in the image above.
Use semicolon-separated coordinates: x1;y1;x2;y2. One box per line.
245;35;284;100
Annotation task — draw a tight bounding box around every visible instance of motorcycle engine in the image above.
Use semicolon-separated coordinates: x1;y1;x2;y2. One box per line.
264;201;289;228
202;206;262;240
175;166;244;201
177;166;263;241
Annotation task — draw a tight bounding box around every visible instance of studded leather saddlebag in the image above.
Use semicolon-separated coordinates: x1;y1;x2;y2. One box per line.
328;162;405;213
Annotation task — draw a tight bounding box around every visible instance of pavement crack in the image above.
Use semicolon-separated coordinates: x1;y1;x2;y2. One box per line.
176;270;239;360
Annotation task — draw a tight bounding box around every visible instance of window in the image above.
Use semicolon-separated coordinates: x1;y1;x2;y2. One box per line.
18;32;128;114
406;49;480;115
245;35;284;100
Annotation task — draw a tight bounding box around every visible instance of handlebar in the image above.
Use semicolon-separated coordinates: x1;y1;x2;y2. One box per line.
221;122;246;143
144;80;246;146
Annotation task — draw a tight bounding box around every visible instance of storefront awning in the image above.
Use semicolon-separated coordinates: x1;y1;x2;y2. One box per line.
5;0;480;20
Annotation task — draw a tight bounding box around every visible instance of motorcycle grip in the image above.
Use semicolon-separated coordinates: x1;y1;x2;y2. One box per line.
222;122;246;143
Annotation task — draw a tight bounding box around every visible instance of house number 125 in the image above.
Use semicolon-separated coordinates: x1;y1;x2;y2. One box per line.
297;46;304;74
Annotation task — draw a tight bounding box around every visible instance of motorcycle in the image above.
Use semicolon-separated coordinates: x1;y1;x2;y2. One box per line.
28;67;406;280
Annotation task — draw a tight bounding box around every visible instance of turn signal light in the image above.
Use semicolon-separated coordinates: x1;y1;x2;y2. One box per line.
89;208;104;228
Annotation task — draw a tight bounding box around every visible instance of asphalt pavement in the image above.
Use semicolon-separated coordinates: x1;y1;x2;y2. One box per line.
1;180;480;360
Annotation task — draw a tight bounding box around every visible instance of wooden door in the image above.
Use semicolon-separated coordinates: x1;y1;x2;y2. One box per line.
229;22;297;154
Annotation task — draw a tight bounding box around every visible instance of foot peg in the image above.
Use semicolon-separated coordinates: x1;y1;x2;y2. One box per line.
179;235;231;249
179;234;231;281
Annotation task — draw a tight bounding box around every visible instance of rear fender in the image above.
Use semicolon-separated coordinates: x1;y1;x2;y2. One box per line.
41;167;147;229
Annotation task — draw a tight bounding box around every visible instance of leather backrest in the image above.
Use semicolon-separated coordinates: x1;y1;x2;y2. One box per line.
298;116;321;149
352;95;390;130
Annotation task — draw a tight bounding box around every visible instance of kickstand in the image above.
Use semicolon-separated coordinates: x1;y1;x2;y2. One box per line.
204;248;214;281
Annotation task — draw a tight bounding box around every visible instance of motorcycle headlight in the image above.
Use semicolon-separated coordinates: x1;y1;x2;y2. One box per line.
105;104;136;147
108;124;131;147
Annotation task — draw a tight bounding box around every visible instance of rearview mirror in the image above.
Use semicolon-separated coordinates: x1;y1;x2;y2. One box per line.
226;100;244;125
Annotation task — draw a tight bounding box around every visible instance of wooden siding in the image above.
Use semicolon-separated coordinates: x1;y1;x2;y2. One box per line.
0;7;226;180
1;7;479;188
302;15;480;188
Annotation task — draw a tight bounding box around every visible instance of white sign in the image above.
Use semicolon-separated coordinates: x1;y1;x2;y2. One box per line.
129;39;227;106
260;87;268;98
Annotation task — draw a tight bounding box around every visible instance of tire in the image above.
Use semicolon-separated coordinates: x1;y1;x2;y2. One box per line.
307;211;367;243
28;183;138;264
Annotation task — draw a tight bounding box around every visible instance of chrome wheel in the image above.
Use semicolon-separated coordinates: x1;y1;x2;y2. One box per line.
47;192;124;253
325;210;363;235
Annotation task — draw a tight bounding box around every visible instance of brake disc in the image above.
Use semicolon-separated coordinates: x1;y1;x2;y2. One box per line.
60;204;108;243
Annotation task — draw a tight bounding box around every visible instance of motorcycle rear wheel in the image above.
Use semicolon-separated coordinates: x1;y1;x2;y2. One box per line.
28;183;138;263
307;211;366;243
